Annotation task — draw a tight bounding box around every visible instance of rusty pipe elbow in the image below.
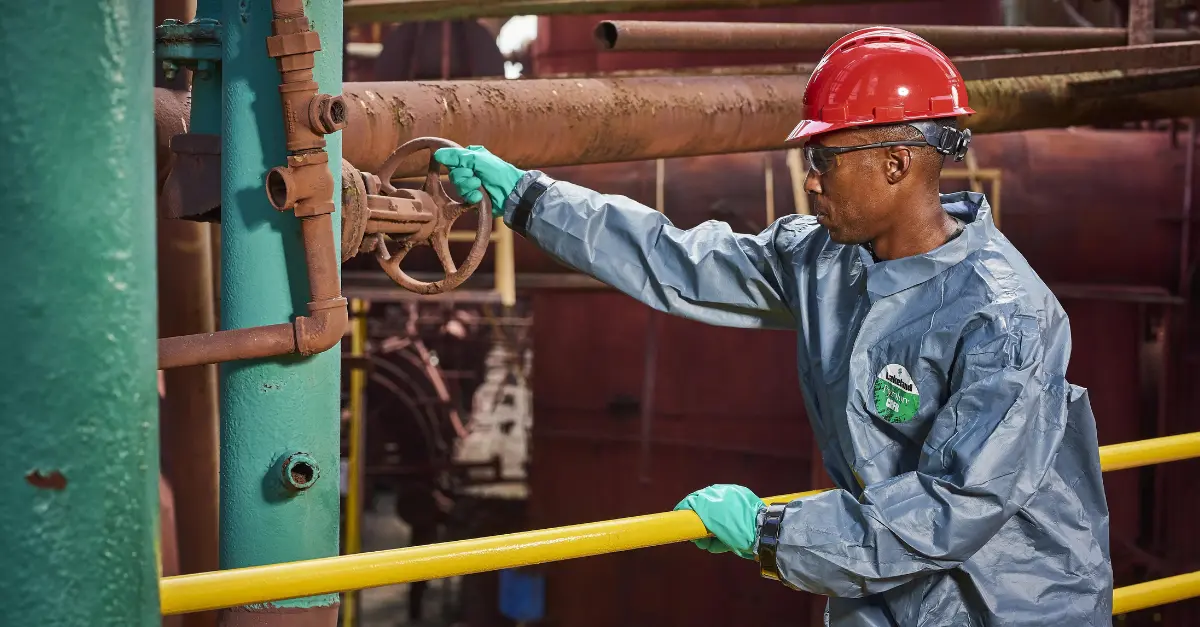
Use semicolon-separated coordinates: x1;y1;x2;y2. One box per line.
266;152;334;216
294;299;348;355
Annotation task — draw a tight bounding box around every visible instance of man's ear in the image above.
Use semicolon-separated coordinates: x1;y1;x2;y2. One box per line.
884;147;912;185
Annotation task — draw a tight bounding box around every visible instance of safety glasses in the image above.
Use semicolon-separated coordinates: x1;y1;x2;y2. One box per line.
803;140;929;175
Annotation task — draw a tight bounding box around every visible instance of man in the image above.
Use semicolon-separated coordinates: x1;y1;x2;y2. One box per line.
434;27;1112;626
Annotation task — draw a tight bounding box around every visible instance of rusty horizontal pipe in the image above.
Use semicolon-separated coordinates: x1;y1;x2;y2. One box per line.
596;20;1200;54
535;41;1200;82
338;72;1200;177
158;70;1200;184
342;0;894;24
954;41;1200;81
159;324;298;369
157;212;346;369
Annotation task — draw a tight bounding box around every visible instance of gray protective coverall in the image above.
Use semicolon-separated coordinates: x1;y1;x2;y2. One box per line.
502;170;1113;626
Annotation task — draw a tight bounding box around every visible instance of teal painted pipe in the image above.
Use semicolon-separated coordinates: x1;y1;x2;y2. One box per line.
217;0;343;622
0;0;159;625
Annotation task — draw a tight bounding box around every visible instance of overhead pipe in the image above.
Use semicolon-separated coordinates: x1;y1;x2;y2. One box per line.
337;71;1200;178
342;0;898;24
156;69;1200;185
157;0;349;370
595;20;1199;54
536;41;1200;82
158;431;1200;614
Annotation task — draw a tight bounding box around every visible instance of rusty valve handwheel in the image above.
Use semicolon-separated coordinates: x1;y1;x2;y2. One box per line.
372;137;493;295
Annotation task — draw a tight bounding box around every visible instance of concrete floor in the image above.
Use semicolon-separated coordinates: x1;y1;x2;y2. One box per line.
357;492;462;627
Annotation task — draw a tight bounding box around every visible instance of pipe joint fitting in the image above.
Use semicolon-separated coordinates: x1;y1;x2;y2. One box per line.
294;300;348;355
280;452;320;492
266;30;321;60
265;152;334;216
309;94;348;135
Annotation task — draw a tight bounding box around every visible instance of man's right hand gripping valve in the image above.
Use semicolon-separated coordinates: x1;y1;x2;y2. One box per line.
434;145;524;216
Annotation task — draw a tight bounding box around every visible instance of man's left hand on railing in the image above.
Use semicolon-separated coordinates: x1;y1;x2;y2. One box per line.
674;484;765;560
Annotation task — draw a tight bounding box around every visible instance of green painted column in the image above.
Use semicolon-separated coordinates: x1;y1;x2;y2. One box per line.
0;0;159;625
217;0;342;624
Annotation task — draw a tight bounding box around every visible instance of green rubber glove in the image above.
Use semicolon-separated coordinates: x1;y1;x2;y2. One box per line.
433;145;526;218
674;484;765;560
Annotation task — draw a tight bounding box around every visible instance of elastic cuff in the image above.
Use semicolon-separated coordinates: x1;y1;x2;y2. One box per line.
757;502;788;584
751;505;767;555
503;170;555;236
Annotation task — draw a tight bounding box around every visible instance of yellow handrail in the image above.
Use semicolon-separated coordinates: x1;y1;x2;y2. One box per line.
1096;431;1200;471
1114;570;1200;615
160;432;1200;615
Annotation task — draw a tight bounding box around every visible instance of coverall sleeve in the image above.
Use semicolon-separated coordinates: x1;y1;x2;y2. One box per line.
502;170;816;330
762;311;1067;598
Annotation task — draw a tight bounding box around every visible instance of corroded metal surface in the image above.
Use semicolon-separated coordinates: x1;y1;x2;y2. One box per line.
339;74;1200;177
341;76;809;175
219;604;339;627
341;158;371;262
955;41;1200;81
596;20;1197;53
370;137;493;294
160;71;1200;185
343;0;896;23
965;71;1200;133
542;41;1200;81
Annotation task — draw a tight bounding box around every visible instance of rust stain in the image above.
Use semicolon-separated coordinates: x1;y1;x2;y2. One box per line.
26;469;67;490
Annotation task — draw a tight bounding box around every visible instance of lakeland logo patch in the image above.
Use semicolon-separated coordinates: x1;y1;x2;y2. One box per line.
873;364;919;424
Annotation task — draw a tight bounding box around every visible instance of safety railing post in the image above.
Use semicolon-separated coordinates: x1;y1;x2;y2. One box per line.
217;0;343;624
0;0;160;624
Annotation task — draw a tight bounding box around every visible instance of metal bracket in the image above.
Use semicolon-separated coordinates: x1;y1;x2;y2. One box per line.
155;18;223;80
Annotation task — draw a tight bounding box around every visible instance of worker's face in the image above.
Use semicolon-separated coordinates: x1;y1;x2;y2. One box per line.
802;128;905;245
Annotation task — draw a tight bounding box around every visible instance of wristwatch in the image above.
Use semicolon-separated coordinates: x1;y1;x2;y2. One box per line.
757;502;788;584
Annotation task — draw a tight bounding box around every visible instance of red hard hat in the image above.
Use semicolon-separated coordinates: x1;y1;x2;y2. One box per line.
786;27;975;142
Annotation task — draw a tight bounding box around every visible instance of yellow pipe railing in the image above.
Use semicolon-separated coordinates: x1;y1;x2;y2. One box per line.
1114;570;1200;615
160;432;1200;615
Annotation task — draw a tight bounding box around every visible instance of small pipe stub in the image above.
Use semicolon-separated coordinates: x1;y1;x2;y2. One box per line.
309;94;348;135
281;453;319;491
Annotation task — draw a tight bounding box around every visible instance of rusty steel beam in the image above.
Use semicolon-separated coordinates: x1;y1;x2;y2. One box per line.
596;20;1198;54
342;0;891;24
954;41;1200;81
338;72;1200;177
534;41;1200;81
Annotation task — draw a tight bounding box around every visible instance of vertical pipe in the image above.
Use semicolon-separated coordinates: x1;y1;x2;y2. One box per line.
1181;118;1195;295
494;220;517;307
0;0;159;624
155;0;221;621
218;0;342;625
341;298;369;627
1129;0;1156;45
